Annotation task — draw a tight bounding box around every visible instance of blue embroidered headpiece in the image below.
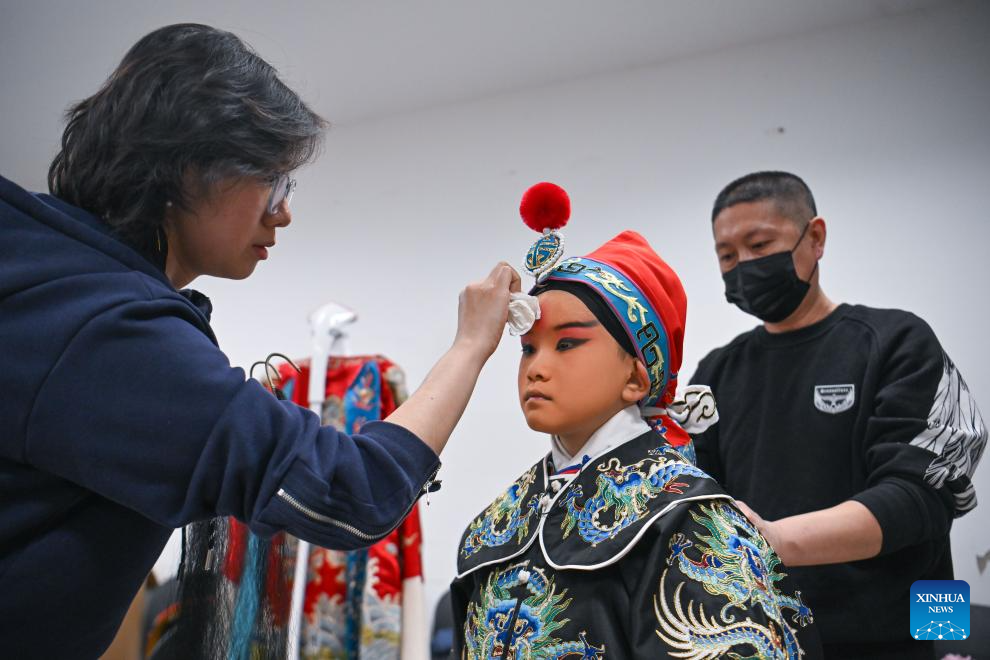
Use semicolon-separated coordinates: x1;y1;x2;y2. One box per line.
541;254;672;410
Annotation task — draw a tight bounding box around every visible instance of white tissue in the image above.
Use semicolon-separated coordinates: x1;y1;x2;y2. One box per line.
507;292;541;335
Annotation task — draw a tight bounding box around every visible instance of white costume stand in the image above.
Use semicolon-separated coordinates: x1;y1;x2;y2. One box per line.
284;302;428;659
286;302;356;660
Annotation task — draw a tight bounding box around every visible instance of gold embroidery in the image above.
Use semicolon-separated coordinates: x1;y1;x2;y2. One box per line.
583;267;649;325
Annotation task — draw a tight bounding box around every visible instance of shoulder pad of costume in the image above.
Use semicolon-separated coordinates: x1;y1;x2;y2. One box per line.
455;434;730;577
455;457;548;577
537;438;728;570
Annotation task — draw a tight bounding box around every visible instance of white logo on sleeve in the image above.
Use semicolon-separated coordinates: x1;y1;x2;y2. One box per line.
814;384;856;414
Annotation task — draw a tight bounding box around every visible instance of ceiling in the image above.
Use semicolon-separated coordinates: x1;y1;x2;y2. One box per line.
2;0;953;127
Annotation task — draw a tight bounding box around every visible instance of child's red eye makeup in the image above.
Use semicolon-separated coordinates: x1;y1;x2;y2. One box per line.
555;328;595;340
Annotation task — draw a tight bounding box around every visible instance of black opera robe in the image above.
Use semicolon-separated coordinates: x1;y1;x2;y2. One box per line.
450;431;823;659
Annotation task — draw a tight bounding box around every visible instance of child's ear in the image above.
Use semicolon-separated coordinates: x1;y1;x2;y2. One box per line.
622;359;651;403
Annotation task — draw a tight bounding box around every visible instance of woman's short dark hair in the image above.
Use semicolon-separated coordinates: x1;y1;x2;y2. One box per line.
48;23;327;258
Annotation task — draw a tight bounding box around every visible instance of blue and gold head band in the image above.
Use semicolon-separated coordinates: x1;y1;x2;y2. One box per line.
543;257;671;408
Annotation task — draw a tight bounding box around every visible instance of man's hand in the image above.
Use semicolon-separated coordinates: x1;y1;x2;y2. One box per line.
733;499;883;567
735;500;783;549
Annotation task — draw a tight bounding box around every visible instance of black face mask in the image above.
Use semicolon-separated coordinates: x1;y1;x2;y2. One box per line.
722;223;817;323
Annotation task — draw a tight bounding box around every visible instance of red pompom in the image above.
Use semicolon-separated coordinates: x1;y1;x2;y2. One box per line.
520;182;570;232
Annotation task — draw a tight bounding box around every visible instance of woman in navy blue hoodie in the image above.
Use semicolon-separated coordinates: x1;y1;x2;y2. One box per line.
0;24;518;657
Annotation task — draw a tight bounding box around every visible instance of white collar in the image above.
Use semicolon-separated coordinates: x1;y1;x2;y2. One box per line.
550;405;651;472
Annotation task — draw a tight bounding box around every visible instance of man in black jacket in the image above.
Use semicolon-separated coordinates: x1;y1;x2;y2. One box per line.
690;170;986;659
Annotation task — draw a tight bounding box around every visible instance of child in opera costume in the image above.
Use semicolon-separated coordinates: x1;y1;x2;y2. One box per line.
450;184;824;659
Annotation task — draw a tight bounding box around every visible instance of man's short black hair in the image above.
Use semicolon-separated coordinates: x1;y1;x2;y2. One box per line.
711;171;817;225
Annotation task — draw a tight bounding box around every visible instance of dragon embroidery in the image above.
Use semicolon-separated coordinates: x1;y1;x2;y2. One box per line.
560;448;708;546
582;267;650;325
462;466;541;559
656;502;813;659
463;563;605;659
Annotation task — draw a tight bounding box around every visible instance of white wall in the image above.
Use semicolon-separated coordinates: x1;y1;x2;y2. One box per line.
179;0;990;612
12;0;990;619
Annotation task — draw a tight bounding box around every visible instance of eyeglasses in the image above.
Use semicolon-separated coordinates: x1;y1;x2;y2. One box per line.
267;173;296;215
